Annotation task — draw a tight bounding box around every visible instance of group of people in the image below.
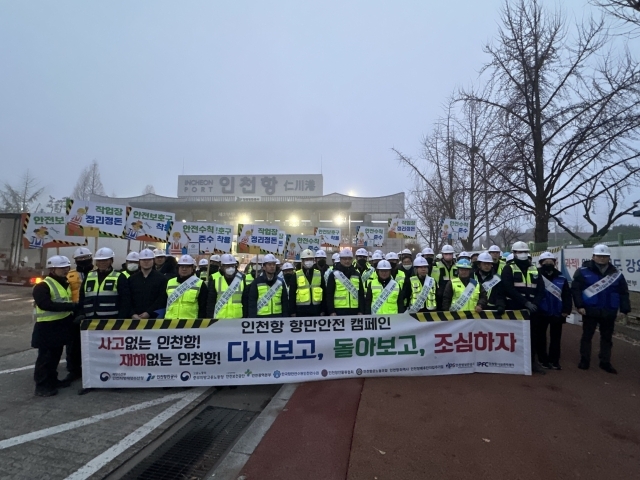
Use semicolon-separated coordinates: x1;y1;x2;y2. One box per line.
31;240;630;396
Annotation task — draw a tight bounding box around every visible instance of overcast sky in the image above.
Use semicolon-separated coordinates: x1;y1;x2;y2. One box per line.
1;0;637;224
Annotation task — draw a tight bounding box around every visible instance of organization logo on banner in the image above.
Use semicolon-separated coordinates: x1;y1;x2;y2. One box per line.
100;372;111;382
180;371;191;381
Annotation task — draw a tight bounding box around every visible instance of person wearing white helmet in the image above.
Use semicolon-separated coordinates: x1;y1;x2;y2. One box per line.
165;255;208;320
536;252;572;370
326;248;364;316
440;259;485;312
402;256;437;313
572;244;630;374
280;262;296;297
206;254;247;319
154;248;177;278
421;247;435;271
31;255;78;396
248;253;289;318
209;254;221;277
290;249;326;317
245;255;264;285
430;245;458;310
68;247;93;303
122;251;140;279
80;247;131;320
501;241;546;374
365;260;404;314
488;245;505;274
383;252;407;289
399;248;415;277
474;252;507;316
197;258;210;281
354;248;375;284
129;249;169;321
315;249;329;275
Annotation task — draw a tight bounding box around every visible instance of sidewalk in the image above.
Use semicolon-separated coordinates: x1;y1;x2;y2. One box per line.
237;325;640;480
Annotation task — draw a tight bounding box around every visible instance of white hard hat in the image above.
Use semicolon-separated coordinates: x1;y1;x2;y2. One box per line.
73;247;92;259
401;248;412;255
139;249;155;260
263;254;277;264
356;248;368;257
436;253;443;260
506;253;514;262
282;262;294;270
220;253;236;265
332;252;340;261
47;255;71;268
413;256;428;267
315;249;327;258
339;248;353;258
422;247;434;255
178;255;196;266
385;252;399;261
592;244;611;256
209;254;221;262
275;258;281;265
477;252;493;263
374;250;383;256
458;251;471;258
488;245;501;253
300;249;315;259
376;260;392;270
512;241;529;252
538;252;556;262
441;245;455;254
94;247;115;260
153;248;166;257
371;252;383;260
198;258;209;267
126;251;140;262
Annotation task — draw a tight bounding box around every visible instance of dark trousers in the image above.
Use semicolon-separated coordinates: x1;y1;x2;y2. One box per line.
580;315;615;365
537;315;563;364
66;323;82;375
34;346;64;389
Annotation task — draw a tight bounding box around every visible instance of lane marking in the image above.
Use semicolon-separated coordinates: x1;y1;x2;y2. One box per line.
0;360;66;375
64;388;207;480
0;392;188;450
0;298;21;302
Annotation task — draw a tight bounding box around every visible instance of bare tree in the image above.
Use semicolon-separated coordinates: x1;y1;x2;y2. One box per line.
593;1;640;29
494;217;527;251
462;0;640;249
45;195;67;213
142;184;156;195
71;159;106;200
0;170;45;212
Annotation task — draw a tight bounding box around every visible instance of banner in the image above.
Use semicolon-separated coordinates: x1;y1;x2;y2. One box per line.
441;218;470;241
22;213;87;249
168;222;232;255
562;246;640;292
388;218;417;239
237;224;279;254
65;199;126;238
80;312;531;388
315;227;341;248
124;207;174;242
213;224;233;254
285;234;321;260
276;230;287;255
355;226;384;247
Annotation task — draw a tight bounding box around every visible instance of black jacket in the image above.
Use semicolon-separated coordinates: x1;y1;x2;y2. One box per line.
128;269;168;318
79;268;131;319
157;257;177;278
474;270;507;311
325;263;364;315
571;260;630;317
247;272;289;318
501;259;545;309
31;275;76;348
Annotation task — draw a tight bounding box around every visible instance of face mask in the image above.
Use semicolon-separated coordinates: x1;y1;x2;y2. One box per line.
76;259;93;273
317;259;326;268
127;263;139;272
426;257;434;265
357;259;367;267
516;253;529;261
303;260;314;269
389;261;398;268
542;264;555;272
403;264;412;270
224;267;236;276
254;265;262;272
283;273;294;281
210;265;220;274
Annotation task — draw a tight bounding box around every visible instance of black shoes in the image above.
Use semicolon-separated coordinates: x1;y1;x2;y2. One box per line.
34;387;58;397
540;362;552;369
62;372;82;383
532;362;546;375
578;360;590;370
599;363;618;374
55;378;72;388
551;363;562;370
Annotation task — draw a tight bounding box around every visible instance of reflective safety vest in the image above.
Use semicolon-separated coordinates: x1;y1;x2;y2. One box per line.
83;270;122;318
34;277;72;322
431;261;458;286
450;277;481;311
199;270;209;281
370;278;400;314
257;282;283;316
393;269;406;289
333;272;361;310
245;271;256;285
409;275;437;310
295;269;323;306
165;277;204;320
494;260;505;275
509;264;538;298
122;271;131;279
212;272;244;319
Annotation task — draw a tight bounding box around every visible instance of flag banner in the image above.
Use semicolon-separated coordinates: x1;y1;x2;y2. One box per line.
65;199;126;238
237;224;279;254
562;246;640;292
276;230;287;255
285;235;321;260
80;312;532;388
168;222;231;255
315;227;341;248
387;218;417;239
440;218;470;241
22;213;87;249
124;207;174;242
355;226;384;247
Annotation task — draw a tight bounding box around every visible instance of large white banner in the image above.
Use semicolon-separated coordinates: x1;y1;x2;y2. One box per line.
80;313;531;388
65;199;127;238
562;246;640;292
124;207;174;243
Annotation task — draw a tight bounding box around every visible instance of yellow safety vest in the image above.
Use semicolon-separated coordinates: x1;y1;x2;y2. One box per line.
409;275;436;310
34;277;72;322
122;271;131;279
370;278;400;314
257;282;283;316
393;269;406;289
165;277;203;320
83;270;122;318
295;269;323;306
450;277;481;311
431;261;457;284
333;273;360;309
509;264;538;289
212;272;244;319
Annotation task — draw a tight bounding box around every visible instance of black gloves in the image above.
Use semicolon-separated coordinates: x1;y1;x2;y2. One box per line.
524;302;538;313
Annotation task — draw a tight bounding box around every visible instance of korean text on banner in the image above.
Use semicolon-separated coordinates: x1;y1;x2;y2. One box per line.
65;199;126;238
286;235;321;260
315;228;341;248
169;222;231;255
441;219;470;241
562;246;640;292
237;224;279;254
125;207;174;242
22;213;87;249
276;230;287;255
80;312;531;389
388;219;417;239
355;226;384;247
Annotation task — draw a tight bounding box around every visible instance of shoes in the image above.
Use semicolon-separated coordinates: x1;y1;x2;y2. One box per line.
55;378;71;388
532;362;546;375
578;360;590;370
599;363;618;374
35;387;58;397
551;363;562;370
540;362;552;369
62;372;82;383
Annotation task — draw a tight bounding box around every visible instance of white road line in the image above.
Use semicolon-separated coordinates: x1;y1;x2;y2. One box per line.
64;388;207;480
0;392;187;450
0;298;21;302
0;360;66;376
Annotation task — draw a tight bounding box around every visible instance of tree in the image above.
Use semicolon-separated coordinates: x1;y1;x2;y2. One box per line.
593;1;640;29
0;170;44;212
142;184;156;195
71;160;105;200
463;0;640;248
45;195;67;213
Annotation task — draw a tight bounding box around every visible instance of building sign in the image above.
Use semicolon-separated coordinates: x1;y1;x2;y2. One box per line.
178;175;323;198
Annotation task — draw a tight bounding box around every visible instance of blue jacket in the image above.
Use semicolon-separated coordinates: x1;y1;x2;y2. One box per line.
571;261;630;316
538;269;572;317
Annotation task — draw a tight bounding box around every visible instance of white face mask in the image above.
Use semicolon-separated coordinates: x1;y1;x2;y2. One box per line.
254;264;262;271
303;260;314;269
127;263;139;272
516;253;529;261
224;267;236;276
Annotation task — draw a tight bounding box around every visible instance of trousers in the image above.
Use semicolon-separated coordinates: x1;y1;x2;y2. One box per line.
580;315;615;364
34;346;64;389
536;315;564;364
66;323;82;375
